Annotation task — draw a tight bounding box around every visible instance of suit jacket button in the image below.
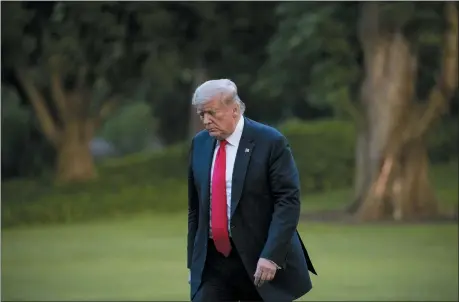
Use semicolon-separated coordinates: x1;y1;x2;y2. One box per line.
230;224;235;229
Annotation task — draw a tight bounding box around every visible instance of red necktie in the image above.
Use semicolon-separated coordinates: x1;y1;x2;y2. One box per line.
211;140;232;257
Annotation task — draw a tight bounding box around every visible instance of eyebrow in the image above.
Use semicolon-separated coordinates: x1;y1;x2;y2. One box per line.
198;108;217;113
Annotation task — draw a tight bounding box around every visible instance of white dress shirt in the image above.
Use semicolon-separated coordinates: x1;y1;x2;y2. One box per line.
209;116;244;237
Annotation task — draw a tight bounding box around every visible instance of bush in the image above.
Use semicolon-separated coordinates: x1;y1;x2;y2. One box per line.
1;144;190;228
280;119;355;192
1;85;55;178
2;118;456;228
99;102;157;155
427;118;458;163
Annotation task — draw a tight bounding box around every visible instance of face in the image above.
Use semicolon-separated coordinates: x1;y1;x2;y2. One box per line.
197;96;239;140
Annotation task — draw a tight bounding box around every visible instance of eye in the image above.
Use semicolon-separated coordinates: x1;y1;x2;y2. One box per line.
198;110;217;118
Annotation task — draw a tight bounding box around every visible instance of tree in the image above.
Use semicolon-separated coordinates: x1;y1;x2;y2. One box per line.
353;2;458;220
261;2;458;220
255;2;361;120
1;2;147;182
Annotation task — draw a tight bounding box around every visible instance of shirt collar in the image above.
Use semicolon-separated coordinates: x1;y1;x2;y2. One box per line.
225;116;244;147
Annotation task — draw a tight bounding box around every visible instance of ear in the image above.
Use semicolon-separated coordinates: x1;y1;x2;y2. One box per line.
232;106;238;117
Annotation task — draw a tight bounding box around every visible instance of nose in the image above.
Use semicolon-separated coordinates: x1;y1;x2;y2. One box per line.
202;113;211;126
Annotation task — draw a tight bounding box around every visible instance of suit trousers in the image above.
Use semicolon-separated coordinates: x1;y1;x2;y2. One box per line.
192;238;263;302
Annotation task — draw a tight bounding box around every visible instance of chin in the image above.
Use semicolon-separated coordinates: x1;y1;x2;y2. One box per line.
208;130;223;140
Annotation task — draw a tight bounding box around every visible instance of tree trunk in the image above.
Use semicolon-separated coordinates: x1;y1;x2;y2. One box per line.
393;140;438;220
56;122;96;183
348;125;371;212
15;62;116;183
351;2;458;221
353;29;429;221
356;139;438;221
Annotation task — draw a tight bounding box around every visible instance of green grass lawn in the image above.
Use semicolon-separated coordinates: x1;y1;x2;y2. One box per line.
2;213;458;301
2;160;457;300
430;159;459;208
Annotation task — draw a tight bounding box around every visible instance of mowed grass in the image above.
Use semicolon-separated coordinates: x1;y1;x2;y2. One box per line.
2;160;457;301
2;213;458;301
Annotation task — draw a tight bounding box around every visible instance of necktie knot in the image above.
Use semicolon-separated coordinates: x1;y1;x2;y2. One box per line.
219;140;228;148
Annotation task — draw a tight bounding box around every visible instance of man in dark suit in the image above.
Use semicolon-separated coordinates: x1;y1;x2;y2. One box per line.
188;79;317;302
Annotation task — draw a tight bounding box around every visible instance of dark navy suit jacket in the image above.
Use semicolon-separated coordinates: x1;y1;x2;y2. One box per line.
188;117;317;301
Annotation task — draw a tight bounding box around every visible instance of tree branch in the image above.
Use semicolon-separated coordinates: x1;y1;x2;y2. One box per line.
48;55;69;122
358;2;381;57
413;2;458;138
15;68;62;146
93;97;119;129
76;65;88;92
382;32;418;158
359;2;392;109
76;65;93;118
81;98;118;142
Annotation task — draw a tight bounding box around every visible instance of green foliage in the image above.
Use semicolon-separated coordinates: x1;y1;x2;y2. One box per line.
258;2;449;118
2;2;455;183
0;2;36;63
1;143;189;228
280;119;356;192
99;102;157;155
2;119;457;228
1;85;55;177
427;118;459;163
256;2;361;118
1;86;31;149
1;2;186;116
2;120;353;227
1;86;31;174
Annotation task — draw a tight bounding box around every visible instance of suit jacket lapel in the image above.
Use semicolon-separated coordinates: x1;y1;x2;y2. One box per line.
202;136;216;210
231;119;255;218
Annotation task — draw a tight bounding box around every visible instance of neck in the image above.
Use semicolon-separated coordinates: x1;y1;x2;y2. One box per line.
235;114;242;125
231;114;242;133
218;115;242;141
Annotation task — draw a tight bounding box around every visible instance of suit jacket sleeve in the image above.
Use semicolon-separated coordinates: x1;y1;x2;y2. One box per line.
187;138;199;269
260;135;301;268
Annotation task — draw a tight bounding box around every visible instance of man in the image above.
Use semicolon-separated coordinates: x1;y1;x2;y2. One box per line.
188;79;317;302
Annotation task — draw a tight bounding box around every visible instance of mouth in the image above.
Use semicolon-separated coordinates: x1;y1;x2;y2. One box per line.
207;129;221;136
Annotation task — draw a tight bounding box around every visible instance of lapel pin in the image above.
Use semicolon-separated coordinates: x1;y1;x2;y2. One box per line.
245;148;250;153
